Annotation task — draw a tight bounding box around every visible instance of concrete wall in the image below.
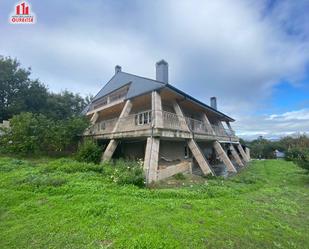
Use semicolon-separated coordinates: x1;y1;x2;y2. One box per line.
159;140;187;161
116;140;146;160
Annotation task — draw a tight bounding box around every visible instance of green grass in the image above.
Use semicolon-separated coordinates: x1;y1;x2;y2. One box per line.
0;158;309;249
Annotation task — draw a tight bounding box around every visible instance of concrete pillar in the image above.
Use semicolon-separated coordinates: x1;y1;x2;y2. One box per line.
245;147;250;160
237;143;249;162
187;139;214;176
226;121;232;131
90;111;99;125
202;113;216;135
229;144;244;167
101;139;118;161
213;141;237;172
112;100;132;132
144;137;160;183
226;121;235;136
172;101;190;132
152;91;163;128
101;100;132;162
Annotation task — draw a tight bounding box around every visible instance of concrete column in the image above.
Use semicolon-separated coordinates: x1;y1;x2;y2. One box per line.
101;139;119;161
172;101;190;132
245;147;250;160
152;91;163;128
202;113;215;135
213;141;237;172
90;111;99;124
237;143;249;162
112;100;132;133
187;139;214;176
229;144;244;167
101;100;132;162
226;121;232;131
144;137;160;183
226;121;235;136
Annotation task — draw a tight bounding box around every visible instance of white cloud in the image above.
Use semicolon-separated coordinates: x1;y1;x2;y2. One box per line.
234;108;309;140
268;109;309;121
0;0;308;138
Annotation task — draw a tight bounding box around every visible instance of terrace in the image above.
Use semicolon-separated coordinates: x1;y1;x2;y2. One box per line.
84;110;237;141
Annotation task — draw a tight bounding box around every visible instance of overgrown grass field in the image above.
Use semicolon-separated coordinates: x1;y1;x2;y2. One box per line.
0;158;308;248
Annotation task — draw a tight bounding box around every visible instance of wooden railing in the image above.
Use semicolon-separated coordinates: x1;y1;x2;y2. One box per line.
85;110;236;138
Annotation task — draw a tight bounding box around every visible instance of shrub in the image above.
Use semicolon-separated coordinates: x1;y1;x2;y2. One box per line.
0;112;49;155
0;112;89;156
106;159;145;187
75;139;102;164
285;147;309;171
174;173;186;180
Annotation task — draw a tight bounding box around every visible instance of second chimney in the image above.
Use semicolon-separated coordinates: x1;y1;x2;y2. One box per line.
115;65;122;74
210;97;217;110
156;60;168;83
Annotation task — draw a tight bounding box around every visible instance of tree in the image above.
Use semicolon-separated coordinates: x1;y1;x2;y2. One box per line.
45;90;87;120
0;112;89;155
0;56;49;121
0;56;88;121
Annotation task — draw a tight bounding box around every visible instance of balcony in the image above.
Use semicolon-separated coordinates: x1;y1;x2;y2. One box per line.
84;110;236;139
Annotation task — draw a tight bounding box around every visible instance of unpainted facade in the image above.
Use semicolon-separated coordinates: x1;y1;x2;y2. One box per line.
84;60;250;183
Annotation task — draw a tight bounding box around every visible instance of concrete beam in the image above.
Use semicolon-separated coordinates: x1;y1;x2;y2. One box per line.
213;141;237;172
187;139;214;176
172;101;190;132
157;161;191;181
90;112;99;125
226;121;232;130
101;100;133;162
245;147;250;161
237;143;249;162
112;100;132;133
229;144;244;167
101;139;118;161
152;91;163;128
202;113;216;135
144;137;160;183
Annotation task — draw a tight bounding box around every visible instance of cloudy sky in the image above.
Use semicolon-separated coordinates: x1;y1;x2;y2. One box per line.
1;0;309;140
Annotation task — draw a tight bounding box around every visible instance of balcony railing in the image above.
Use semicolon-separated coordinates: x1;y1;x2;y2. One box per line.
85;110;236;138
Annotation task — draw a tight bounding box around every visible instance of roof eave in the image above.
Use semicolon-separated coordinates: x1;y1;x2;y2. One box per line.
165;84;235;122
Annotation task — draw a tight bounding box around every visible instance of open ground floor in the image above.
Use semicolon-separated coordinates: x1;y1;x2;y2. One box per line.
96;137;249;182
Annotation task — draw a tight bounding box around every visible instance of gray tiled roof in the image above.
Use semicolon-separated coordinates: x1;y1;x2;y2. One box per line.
92;72;166;102
87;71;234;121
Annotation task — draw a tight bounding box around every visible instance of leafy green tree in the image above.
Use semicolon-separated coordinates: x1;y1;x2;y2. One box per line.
0;113;89;155
0;56;48;121
46;91;87;120
0;112;49;155
0;56;88;121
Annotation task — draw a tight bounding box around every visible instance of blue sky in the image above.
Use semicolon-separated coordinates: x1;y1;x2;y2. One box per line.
0;0;308;140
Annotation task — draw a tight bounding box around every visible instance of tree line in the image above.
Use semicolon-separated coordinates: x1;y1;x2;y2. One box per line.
244;135;309;171
0;55;91;156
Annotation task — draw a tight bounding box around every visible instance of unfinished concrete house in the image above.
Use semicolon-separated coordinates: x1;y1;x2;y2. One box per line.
84;60;250;183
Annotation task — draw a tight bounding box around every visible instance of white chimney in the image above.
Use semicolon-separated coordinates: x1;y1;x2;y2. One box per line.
210;97;217;110
115;65;122;74
156;60;168;83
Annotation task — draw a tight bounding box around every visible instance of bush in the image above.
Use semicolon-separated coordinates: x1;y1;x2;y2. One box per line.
0;112;89;155
75;139;102;164
285;147;309;171
174;173;186;180
105;159;145;187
